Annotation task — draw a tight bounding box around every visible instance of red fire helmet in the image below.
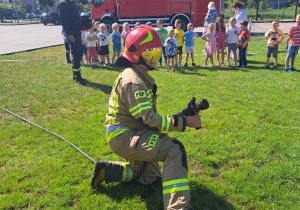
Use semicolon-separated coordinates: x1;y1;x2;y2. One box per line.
123;26;163;63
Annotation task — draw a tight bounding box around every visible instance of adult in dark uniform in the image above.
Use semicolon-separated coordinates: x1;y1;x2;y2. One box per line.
58;0;86;85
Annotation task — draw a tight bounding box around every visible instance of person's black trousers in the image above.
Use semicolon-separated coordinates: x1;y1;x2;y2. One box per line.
69;31;82;70
238;47;247;67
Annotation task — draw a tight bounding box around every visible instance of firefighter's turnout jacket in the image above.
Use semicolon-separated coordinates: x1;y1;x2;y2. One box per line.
104;65;192;210
105;66;187;136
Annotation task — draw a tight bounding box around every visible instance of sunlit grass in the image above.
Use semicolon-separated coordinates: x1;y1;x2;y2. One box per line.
0;36;299;209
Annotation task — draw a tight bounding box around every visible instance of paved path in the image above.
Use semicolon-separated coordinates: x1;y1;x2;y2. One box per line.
0;23;62;55
0;22;296;55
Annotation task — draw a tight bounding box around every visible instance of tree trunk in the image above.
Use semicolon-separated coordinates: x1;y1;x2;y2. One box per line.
295;0;299;19
256;0;260;21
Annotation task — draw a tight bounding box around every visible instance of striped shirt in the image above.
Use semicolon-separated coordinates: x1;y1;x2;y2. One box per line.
288;26;300;46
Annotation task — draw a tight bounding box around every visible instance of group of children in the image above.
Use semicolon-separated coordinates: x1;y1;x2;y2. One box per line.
160;15;299;72
81;21;116;67
63;14;300;72
157;17;250;72
196;17;249;68
264;14;300;72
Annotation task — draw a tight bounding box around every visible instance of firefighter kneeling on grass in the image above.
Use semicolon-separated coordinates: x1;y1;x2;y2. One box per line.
91;26;201;210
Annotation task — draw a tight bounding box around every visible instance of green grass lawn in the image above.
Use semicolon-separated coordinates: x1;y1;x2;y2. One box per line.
224;6;298;21
0;37;299;210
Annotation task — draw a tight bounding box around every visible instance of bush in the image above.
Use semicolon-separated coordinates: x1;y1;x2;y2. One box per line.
16;5;26;18
0;3;14;17
224;4;298;21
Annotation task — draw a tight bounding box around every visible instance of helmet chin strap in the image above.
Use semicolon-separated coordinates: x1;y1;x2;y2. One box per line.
115;55;156;70
138;57;156;70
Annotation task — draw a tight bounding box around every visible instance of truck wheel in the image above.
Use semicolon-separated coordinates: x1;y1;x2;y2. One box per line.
103;19;114;33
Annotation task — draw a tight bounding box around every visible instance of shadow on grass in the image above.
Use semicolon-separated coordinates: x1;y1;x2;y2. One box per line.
95;180;235;210
85;81;112;94
91;65;124;72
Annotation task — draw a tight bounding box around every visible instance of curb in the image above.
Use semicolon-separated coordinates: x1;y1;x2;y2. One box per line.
0;44;63;56
0;22;41;26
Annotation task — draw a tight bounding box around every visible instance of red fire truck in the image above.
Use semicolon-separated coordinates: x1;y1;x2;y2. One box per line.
91;0;224;32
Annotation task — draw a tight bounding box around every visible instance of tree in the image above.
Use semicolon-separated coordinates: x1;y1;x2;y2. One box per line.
77;2;91;12
16;5;26;17
78;0;89;5
38;0;54;12
0;3;14;19
259;0;269;19
295;0;299;19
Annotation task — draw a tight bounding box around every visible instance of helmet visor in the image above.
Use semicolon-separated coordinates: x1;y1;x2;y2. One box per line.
141;47;162;64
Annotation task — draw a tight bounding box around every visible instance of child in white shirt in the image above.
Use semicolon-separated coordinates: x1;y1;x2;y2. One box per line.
164;29;178;72
226;17;240;66
97;23;110;66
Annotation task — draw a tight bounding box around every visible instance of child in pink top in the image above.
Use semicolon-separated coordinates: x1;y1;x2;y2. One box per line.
86;26;98;67
215;17;226;66
201;23;216;67
122;22;130;47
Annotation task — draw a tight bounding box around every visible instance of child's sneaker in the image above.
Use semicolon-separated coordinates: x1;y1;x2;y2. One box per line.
80;62;84;65
94;63;99;67
273;66;277;69
88;63;92;67
233;62;237;67
284;67;291;72
227;62;230;66
158;63;162;68
221;63;225;66
174;63;178;67
184;63;188;67
266;64;270;69
211;64;214;67
103;63;106;66
216;62;220;66
172;69;176;72
166;70;169;73
178;63;181;67
192;63;196;66
204;64;208;67
291;67;297;71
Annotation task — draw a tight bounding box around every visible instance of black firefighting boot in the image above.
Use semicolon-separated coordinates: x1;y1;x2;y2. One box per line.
91;161;133;187
72;71;86;81
91;161;106;187
73;71;86;85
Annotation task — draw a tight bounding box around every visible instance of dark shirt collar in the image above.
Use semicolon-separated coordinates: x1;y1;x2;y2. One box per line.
132;65;155;86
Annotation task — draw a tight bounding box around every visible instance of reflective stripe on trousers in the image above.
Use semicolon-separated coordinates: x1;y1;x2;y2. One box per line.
106;128;130;141
122;162;133;181
163;178;189;194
